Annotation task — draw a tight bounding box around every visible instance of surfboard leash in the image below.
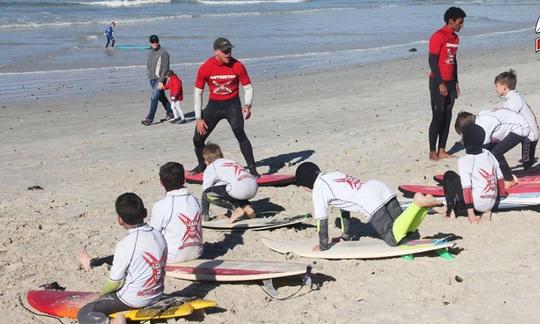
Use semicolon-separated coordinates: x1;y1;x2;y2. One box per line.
18;294;65;324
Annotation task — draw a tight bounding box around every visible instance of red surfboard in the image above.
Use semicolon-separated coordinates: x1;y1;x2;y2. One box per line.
399;183;540;197
433;173;540;184
27;290;99;319
184;171;295;186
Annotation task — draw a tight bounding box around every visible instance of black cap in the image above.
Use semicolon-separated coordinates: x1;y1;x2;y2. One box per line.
463;123;485;155
149;35;159;44
213;37;234;51
295;162;321;189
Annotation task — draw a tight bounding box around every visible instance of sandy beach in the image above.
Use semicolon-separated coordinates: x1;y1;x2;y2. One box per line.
2;43;540;323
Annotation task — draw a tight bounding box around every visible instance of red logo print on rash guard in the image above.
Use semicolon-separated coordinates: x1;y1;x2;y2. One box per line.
138;252;166;296
178;212;202;250
479;167;497;193
335;176;363;190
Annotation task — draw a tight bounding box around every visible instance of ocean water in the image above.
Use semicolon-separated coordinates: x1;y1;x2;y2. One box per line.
0;0;538;102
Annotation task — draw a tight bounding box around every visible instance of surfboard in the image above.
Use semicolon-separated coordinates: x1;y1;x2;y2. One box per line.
115;45;150;50
202;213;311;231
400;194;540;210
26;290;215;320
398;183;540;197
166;259;311;281
433;173;540;184
184;171;295;186
262;237;458;260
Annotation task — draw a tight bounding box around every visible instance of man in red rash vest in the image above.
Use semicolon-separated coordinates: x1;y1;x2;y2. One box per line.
428;6;466;161
190;37;259;177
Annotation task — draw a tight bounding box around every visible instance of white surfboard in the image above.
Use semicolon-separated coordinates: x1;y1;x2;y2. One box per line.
400;195;540;210
262;237;458;260
166;259;311;281
202;213;311;231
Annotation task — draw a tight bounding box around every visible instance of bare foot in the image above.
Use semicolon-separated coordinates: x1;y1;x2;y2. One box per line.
429;151;439;161
111;314;127;324
216;214;229;220
438;150;452;159
504;179;518;190
78;250;92;272
413;193;442;208
243;205;256;219
229;207;246;223
468;214;480;224
432;206;447;215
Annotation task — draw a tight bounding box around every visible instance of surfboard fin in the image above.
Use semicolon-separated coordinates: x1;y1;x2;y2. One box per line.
436;248;455;260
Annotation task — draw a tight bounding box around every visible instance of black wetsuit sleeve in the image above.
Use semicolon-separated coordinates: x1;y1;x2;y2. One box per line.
428;54;443;85
90;255;114;268
317;219;330;251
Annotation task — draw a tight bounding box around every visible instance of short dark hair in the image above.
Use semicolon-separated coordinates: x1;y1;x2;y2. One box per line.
444;7;466;24
165;69;176;77
455;111;476;135
149;34;159;44
159;162;185;191
115;192;147;225
494;69;517;90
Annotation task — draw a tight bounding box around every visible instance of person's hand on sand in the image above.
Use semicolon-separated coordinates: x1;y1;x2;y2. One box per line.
481;211;492;221
439;82;448;97
196;119;208;135
78;250;92;272
242;105;252;120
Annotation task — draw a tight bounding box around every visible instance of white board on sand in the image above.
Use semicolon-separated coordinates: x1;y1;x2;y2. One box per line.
202;214;311;231
262;237;458;260
165;259;311;281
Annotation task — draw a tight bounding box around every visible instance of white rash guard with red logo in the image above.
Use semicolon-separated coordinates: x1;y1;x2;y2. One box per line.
458;149;504;212
476;108;530;144
502;90;539;142
109;224;167;308
150;188;203;264
202;158;258;200
312;171;395;222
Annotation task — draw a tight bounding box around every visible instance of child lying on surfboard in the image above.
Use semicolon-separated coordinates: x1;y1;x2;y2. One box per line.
295;162;441;251
77;193;167;324
201;143;258;223
434;124;505;223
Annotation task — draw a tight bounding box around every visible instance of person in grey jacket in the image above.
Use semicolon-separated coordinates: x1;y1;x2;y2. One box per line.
142;34;173;126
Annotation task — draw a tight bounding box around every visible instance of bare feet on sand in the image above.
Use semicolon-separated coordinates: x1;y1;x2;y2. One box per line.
504;174;519;190
429;151;439;161
438;149;452;159
243;205;256;219
229;207;246;223
78;250;92;272
413;193;442;208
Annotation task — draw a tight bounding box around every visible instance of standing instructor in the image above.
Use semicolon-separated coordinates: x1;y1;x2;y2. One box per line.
190;37;259;177
428;7;466;161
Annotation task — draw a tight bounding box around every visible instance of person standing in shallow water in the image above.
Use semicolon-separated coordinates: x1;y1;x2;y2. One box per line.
427;7;466;161
104;22;115;48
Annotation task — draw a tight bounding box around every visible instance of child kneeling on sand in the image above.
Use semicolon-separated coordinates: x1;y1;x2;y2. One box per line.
150;162;203;263
77;193;167;324
201;143;258;223
455;106;529;189
295;162;441;251
436;124;505;223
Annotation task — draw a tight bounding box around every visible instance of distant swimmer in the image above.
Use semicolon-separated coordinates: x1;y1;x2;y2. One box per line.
190;37;259;178
104;21;115;48
427;7;466;161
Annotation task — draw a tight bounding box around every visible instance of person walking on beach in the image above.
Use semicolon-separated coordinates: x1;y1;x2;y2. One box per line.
141;34;173;126
427;7;466;161
190;37;259;177
104;22;115;48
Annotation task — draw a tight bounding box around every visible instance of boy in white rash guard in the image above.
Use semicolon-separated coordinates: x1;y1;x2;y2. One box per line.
494;69;539;172
455;107;530;188
150;162;203;264
77;193;167;324
295;162;441;251
201;143;258;223
437;124;505;223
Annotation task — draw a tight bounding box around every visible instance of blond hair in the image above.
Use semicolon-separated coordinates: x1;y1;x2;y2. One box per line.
202;143;224;164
